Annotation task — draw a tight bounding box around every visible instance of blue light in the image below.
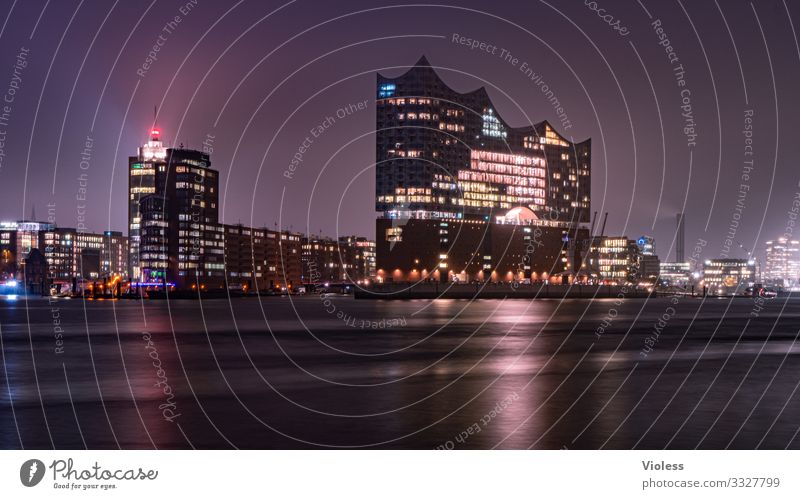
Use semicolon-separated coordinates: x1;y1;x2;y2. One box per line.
637;238;646;246
3;279;18;287
130;282;175;287
378;83;396;98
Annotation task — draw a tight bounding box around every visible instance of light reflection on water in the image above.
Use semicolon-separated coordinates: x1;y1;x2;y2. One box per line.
1;296;799;449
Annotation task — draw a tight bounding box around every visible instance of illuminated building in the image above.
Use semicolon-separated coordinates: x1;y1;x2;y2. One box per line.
0;222;19;280
222;224;302;292
634;236;659;282
377;216;587;284
300;235;376;284
41;229;76;280
659;261;692;287
101;231;129;278
342;236;376;281
764;238;800;288
138;195;170;286
587;236;640;283
376;56;590;221
138;147;224;289
636;236;656;256
128;129;166;280
121;124;375;292
302;236;344;283
0;221;55;281
137;149;309;292
702;259;756;292
40;228;129;286
266;230;302;291
223;224;262;291
375;57;590;282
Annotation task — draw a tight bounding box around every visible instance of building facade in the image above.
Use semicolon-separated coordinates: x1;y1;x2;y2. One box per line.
342;235;376;282
0;222;19;281
703;258;756;292
128;129;166;280
122;129;376;293
300;235;378;284
139;147;225;289
136;148;311;292
41;228;129;286
764;238;800;288
375;57;591;282
587;236;640;283
222;224;303;292
659;261;692;287
102;231;129;277
1;221;56;282
636;236;656;256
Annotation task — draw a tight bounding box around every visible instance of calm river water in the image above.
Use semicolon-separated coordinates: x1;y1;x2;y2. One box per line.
1;294;799;449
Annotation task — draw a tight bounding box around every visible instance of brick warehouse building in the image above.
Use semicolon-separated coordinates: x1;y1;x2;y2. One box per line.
374;57;591;283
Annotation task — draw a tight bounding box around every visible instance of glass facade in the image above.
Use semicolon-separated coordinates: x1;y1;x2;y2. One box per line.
764;238;800;288
375;56;590;223
128;130;164;280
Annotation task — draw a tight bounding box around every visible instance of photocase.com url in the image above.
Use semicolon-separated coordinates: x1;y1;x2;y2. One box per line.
642;477;781;490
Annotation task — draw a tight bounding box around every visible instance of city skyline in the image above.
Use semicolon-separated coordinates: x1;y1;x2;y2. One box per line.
6;0;800;472
0;1;798;268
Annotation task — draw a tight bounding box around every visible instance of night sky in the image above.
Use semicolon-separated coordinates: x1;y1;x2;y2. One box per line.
0;0;798;264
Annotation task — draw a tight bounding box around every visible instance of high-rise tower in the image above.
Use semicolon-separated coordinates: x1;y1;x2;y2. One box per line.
128;129;165;280
138;147;223;288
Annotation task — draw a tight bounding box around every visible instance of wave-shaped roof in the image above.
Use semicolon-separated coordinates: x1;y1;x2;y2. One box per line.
378;56;588;145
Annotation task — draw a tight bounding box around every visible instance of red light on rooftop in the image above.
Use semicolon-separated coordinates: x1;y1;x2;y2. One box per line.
150;129;160;137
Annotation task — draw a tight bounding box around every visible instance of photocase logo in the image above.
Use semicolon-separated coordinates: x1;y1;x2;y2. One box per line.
20;459;45;487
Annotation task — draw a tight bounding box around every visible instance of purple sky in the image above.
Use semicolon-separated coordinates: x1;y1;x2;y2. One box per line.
0;0;798;264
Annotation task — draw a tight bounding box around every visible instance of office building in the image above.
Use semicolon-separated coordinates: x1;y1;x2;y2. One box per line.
222;224;303;292
101;231;129;277
0;221;55;282
587;236;640;283
265;229;302;291
702;259;756;292
139;147;224;289
128;129;166;280
659;261;692;287
764;238;800;288
302;235;344;283
40;228;129;289
341;235;376;281
300;235;377;284
131;134;362;292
